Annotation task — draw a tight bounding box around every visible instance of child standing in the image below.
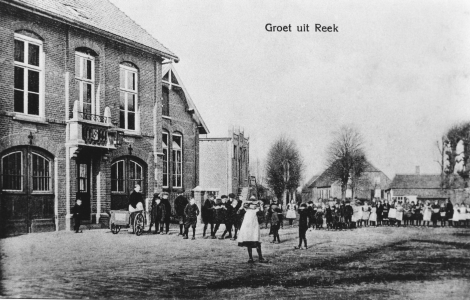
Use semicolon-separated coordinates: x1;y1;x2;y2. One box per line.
183;197;200;240
295;203;309;249
269;204;282;244
72;199;83;233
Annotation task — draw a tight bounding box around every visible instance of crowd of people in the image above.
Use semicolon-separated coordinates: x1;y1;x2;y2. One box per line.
265;197;470;231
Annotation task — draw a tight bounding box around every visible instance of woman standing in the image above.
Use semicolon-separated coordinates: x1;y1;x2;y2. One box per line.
422;200;432;227
237;196;269;263
395;200;404;227
414;201;423;226
286;200;298;227
369;201;377;227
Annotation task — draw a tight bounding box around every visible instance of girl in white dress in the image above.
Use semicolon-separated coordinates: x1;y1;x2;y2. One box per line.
388;201;397;226
422;200;432;226
395;201;404;227
362;202;371;227
286;200;298;227
237;196;269;263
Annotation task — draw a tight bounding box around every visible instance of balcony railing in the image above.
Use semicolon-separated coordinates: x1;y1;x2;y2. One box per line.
69;111;109;123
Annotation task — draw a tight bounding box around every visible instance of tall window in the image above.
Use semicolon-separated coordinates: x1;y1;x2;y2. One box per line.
32;153;51;192
162;132;169;187
172;134;182;188
14;34;43;116
75;51;95;116
120;65;138;130
111;160;125;192
129;160;143;189
162;86;169;117
1;152;23;191
78;164;87;192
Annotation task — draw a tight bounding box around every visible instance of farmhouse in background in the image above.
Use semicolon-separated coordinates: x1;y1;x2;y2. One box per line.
304;162;391;202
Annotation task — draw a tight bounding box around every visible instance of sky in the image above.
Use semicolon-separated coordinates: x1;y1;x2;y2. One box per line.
110;0;470;184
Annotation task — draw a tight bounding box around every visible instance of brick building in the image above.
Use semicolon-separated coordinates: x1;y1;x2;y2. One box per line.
0;0;207;235
199;129;250;196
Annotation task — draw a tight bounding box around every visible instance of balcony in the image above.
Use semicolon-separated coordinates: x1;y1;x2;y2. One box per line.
67;101;122;156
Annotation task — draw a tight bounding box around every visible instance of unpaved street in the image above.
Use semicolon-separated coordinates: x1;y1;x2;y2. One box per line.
1;225;469;299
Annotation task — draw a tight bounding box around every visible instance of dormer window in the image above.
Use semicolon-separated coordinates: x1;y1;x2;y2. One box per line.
162;69;179;117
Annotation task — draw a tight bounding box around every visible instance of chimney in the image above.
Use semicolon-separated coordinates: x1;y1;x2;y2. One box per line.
415;166;420;175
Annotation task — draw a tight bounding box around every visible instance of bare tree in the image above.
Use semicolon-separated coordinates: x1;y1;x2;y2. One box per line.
444;122;470;181
324;126;367;200
265;136;304;203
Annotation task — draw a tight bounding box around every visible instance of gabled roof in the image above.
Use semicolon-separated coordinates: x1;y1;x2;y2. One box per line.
302;174;321;192
308;170;334;188
6;0;178;61
389;174;465;190
162;64;209;134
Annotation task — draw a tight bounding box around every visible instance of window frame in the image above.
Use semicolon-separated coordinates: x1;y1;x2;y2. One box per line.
171;133;183;188
78;163;88;192
13;33;45;117
75;51;96;116
1;151;24;192
31;152;52;193
162;132;169;188
111;160;125;193
119;64;139;131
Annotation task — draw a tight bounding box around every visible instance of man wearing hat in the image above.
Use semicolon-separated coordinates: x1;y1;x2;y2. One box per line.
174;189;189;236
160;192;172;234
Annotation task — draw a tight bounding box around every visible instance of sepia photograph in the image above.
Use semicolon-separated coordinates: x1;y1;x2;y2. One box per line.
0;0;469;299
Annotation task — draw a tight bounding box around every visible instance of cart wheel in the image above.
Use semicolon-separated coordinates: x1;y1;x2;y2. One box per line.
134;213;144;236
111;223;119;234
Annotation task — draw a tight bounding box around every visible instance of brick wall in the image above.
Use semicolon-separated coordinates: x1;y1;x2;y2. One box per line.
0;4;173;232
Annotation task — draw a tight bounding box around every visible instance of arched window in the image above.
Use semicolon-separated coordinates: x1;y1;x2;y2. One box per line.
32;153;51;192
14;33;44;116
120;63;138;130
1;151;23;191
111;158;144;193
172;133;183;188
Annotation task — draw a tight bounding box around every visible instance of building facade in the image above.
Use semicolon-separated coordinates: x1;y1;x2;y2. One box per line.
0;0;207;235
199;129;249;196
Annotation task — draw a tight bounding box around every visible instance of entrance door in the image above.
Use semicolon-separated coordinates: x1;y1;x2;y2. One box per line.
111;157;146;211
1;148;54;235
76;161;91;220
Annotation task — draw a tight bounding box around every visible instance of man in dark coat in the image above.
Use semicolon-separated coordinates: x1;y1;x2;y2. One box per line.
160;192;172;234
445;198;454;227
202;194;215;238
344;201;354;229
72;199;83;233
174;190;189;236
220;194;236;239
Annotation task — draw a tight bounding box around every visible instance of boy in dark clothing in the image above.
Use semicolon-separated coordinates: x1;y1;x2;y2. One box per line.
202;195;215;238
155;197;167;234
148;193;160;233
212;198;227;239
231;197;243;240
307;201;315;230
221;195;236;239
295;203;309;249
160;192;172;234
269;204;282;243
72;199;83;233
174;190;189;236
325;205;333;230
183;197;200;240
